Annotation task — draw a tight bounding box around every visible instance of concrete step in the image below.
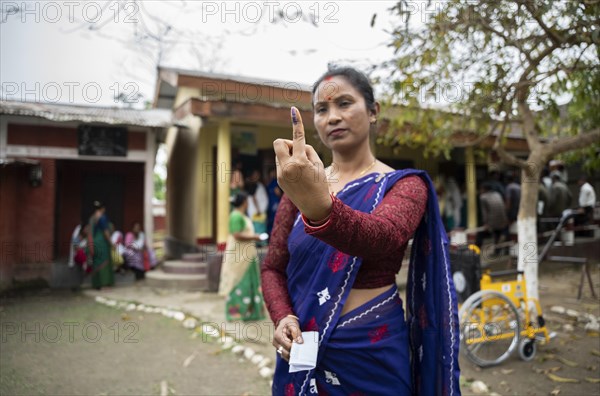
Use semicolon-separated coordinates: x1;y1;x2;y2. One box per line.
145;270;208;291
181;253;207;262
163;260;207;274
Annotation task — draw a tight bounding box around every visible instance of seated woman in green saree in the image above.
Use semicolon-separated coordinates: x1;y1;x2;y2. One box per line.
218;192;267;321
87;201;114;290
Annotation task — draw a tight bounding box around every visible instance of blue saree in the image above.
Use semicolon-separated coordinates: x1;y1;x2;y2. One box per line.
272;170;461;395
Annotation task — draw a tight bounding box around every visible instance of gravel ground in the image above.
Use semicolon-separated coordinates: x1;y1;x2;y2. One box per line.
0;289;271;396
1;262;599;396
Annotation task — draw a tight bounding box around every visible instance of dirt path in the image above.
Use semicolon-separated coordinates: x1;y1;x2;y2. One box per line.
0;290;271;396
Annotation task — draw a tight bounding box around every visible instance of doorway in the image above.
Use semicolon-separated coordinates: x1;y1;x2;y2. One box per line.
81;174;124;233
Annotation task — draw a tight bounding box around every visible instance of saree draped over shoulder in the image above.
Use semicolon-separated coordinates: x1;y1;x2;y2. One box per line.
88;214;114;289
219;210;265;321
272;170;461;396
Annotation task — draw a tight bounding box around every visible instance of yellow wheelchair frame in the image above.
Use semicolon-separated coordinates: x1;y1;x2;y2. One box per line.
459;267;550;367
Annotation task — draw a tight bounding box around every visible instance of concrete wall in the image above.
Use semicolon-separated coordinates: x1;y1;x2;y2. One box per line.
166;123;200;254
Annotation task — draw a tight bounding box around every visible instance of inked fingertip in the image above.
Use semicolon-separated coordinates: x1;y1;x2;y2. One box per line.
291;107;298;125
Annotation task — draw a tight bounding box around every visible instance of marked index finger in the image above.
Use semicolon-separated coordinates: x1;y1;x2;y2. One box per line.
291;107;306;156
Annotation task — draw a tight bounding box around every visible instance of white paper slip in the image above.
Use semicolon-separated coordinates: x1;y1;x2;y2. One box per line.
288;331;319;373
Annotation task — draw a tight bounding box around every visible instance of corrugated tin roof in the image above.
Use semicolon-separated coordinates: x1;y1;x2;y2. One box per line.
0;100;176;128
0;158;40;167
159;66;313;92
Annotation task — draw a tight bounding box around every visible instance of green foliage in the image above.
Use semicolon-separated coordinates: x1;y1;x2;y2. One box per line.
154;172;166;201
377;0;600;163
560;144;600;173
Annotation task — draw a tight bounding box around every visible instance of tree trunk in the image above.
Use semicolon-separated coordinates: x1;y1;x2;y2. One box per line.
516;153;545;300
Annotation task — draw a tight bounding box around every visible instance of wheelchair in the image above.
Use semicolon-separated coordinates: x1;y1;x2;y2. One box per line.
458;263;550;367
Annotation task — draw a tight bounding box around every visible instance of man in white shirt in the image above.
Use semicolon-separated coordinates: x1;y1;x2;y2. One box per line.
576;175;597;237
246;169;268;219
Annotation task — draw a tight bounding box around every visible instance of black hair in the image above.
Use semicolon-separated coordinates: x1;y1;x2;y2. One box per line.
93;200;105;210
505;171;516;183
78;223;88;237
312;66;376;113
230;191;249;208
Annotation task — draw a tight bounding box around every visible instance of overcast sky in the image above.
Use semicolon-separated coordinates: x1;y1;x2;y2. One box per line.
0;1;403;107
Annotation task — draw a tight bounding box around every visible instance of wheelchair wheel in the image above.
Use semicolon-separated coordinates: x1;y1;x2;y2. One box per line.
459;290;521;367
518;338;537;361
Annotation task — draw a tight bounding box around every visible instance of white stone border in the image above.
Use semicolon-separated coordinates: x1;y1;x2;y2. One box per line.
93;296;275;380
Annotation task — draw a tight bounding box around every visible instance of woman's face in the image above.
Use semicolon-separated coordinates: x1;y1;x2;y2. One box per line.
313;76;376;152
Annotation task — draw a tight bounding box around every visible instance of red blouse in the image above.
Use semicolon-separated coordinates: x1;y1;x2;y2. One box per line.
260;175;428;325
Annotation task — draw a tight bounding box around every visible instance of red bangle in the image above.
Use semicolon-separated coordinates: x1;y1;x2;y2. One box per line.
302;194;334;229
302;212;332;229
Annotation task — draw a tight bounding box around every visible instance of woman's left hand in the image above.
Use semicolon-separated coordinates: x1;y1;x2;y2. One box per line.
274;107;331;222
273;315;303;361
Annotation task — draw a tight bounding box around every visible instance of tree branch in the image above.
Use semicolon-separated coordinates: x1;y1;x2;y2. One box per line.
517;101;542;150
534;44;595;84
516;42;560;103
549;129;600;157
518;0;595;46
493;118;528;169
476;12;532;63
519;0;564;46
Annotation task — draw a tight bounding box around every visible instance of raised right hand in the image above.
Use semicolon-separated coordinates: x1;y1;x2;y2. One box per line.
273;107;331;222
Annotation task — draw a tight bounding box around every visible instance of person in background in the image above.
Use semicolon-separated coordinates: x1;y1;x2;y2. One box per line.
505;171;521;226
576;175;597;237
87;201;114;289
246;169;269;236
230;160;245;199
541;167;552;190
69;223;88;268
68;223;90;289
218;192;266;321
488;170;506;198
111;229;125;273
476;182;509;254
459;181;468;229
549;159;568;183
266;166;282;236
438;174;462;232
124;222;156;280
547;171;572;217
537;174;551;235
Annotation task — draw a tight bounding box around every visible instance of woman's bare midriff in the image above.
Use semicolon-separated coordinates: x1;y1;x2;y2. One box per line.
340;284;394;316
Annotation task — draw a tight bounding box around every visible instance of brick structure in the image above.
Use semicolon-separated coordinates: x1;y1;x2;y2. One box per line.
0;101;173;288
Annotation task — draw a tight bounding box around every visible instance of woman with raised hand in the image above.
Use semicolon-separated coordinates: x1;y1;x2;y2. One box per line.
261;67;461;395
